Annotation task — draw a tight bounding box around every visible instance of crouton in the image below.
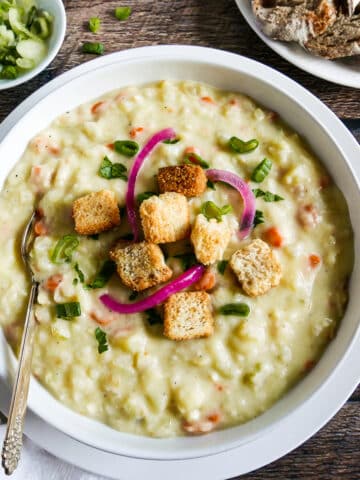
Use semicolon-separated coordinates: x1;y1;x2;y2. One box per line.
73;190;120;235
110;241;172;291
157;165;207;197
191;214;231;265
140;192;190;244
229;239;282;297
164;291;214;341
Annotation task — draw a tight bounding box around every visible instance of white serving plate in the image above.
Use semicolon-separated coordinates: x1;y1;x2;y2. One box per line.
0;46;360;474
236;1;360;89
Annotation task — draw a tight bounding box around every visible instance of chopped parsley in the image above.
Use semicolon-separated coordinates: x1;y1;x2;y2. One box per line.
201;201;232;222
99;156;127;181
252;188;284;202
253;209;265;227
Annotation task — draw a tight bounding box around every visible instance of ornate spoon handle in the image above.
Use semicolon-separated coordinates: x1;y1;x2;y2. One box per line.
1;281;38;476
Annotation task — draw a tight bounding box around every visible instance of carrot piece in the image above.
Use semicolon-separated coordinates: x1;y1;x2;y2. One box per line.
207;411;222;423
91;101;106;115
309;254;321;268
32;165;42;176
264;227;283;248
304;360;315;372
201;96;215;104
229;98;238;106
106;143;115;150
194;268;216;291
44;274;63;292
129;127;144;138
34;219;48;236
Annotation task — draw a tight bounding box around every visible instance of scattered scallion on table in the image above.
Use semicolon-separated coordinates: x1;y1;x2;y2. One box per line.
82;42;104;55
89;17;101;34
114;6;132;21
99;156;127;180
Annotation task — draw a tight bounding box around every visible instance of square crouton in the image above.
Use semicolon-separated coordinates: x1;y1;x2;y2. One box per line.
191;214;231;265
164;291;214;341
110;241;172;291
140;192;190;244
157;165;207;197
229;239;282;297
73;190;120;235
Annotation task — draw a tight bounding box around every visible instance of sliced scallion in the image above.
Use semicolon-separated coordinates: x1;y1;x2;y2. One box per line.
51;235;79;264
251;158;272;183
219;303;250;317
114;6;131;21
229;136;259;154
95;327;109;353
55;302;81;320
89;17;101;34
82;42;104;55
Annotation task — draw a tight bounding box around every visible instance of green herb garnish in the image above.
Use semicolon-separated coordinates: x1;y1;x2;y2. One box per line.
252;188;284;202
163;138;180;144
114;140;139;157
207;179;216;190
201;201;232;222
229;137;259;154
99;156;127;180
217;260;228;275
174;253;197;271
86;260;116;289
137;191;157;204
145;308;162;325
219;303;250;317
114;6;131;21
74;263;85;283
95;327;109;354
55;302;81;320
82;42;104;55
251;158;272;183
89;17;101;33
51;235;79;264
253;210;265;227
183;152;209;169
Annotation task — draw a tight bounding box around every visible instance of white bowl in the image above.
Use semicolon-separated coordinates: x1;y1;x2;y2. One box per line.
0;46;359;464
0;0;66;90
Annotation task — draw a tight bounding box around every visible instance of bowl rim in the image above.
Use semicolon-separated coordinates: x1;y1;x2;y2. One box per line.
0;45;359;462
0;0;66;90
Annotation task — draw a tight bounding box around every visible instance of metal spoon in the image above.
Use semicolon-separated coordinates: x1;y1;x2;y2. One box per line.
1;211;39;475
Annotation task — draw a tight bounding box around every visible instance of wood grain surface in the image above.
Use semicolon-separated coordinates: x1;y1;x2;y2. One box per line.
0;1;359;479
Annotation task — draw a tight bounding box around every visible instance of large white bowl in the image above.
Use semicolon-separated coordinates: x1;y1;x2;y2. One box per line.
0;46;359;464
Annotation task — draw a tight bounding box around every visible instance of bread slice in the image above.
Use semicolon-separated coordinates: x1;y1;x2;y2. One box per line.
164;291;214;341
229;239;282;297
110;241;172;291
157;165;207;197
140;192;190;243
72;190;120;235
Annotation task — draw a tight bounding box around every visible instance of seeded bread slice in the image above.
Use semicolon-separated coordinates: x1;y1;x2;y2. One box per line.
164;291;214;341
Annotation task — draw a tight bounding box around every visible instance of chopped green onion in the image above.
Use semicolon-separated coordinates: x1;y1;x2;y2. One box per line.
183;152;209;169
26;6;37;28
114;140;139;157
0;65;17;79
252;188;284;202
251;158;272;183
201;201;232;222
114;6;131;21
99;156;127;180
253;209;265;227
219;303;250;317
207;179;216;190
31;17;50;39
229;136;259;154
74;263;85;283
86;260;116;289
217;260;228;275
145;308;163;325
137;191;157;204
56;302;81;320
174;253;197;271
163;138;180;144
89;17;101;33
129;291;138;301
82;42;104;55
95;327;109;354
51;235;79;264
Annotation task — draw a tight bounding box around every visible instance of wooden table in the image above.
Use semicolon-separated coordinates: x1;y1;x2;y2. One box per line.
0;1;359;479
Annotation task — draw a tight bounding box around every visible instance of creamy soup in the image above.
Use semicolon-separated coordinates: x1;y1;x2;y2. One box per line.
0;81;353;437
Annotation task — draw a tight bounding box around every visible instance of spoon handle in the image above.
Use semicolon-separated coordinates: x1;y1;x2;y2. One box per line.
1;281;38;476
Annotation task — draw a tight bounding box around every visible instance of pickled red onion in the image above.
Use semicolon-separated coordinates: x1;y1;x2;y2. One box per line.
126;128;177;241
100;264;205;314
206;169;256;239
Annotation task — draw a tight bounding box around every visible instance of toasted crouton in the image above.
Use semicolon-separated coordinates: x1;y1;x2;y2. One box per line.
140;192;190;244
157;165;207;197
229;239;282;297
164;291;214;341
191;214;231;265
73;190;120;235
110;241;172;291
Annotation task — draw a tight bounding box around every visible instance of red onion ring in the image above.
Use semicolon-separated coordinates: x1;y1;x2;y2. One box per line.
100;264;205;314
126;128;177;241
206;169;256;239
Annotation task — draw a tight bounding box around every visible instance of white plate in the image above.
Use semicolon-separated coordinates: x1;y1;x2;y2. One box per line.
0;46;360;476
236;1;360;89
